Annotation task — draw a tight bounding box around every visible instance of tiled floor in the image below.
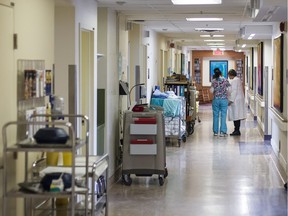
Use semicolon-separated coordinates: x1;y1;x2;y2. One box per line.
108;104;287;216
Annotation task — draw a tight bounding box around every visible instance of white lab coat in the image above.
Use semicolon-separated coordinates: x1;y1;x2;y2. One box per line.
228;77;246;121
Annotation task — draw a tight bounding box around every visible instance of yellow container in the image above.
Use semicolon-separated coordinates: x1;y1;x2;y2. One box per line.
63;152;72;166
46;152;58;166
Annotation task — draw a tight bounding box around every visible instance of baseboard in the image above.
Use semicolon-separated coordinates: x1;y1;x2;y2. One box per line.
279;153;287;175
270;139;287;182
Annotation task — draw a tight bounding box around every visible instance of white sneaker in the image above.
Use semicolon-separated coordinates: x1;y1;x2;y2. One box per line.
220;133;228;137
214;133;218;136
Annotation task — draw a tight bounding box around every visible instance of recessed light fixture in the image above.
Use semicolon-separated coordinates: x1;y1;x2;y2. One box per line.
248;33;255;40
204;39;224;42
241;44;246;48
200;34;225;38
186;18;223;21
172;0;222;4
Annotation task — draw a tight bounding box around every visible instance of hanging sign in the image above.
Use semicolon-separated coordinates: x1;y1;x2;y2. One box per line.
213;49;224;55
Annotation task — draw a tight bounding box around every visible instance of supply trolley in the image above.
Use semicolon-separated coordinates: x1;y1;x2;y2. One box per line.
122;110;168;186
186;86;201;135
2;114;109;216
164;80;193;138
151;96;187;147
163;96;186;146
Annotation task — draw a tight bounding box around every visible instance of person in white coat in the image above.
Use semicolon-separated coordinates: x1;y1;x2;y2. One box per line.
227;69;246;136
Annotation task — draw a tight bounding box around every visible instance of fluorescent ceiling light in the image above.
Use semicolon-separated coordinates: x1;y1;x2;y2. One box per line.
213;35;224;37
241;44;246;48
186;18;223;21
207;43;225;45
204;39;224;42
195;28;224;32
200;34;224;38
172;0;222;4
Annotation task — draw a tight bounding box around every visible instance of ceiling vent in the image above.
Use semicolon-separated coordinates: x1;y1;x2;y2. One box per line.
195;28;223;33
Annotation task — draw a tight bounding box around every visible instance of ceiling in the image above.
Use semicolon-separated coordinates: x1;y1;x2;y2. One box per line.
96;0;287;51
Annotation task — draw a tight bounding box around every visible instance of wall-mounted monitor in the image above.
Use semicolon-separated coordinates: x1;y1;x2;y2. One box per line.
209;60;228;81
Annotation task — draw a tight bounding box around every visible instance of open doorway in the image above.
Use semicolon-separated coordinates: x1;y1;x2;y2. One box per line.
80;27;94;153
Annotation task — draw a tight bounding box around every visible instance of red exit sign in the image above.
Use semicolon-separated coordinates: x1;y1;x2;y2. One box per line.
213;50;224;55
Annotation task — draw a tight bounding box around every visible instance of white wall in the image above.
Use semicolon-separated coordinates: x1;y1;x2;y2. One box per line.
106;9;118;177
55;5;75;114
98;7;119;177
143;28;159;101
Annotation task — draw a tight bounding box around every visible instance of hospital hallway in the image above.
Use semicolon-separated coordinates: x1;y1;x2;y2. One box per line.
107;104;287;216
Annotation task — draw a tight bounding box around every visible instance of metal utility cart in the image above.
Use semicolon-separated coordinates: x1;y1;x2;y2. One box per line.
164;80;190;138
2;114;108;216
33;154;109;216
122;110;168;186
163;96;187;146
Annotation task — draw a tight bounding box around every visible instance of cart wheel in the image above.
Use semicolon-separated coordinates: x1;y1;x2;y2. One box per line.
188;124;194;135
122;174;132;186
182;135;186;143
164;168;168;178
159;176;164;186
198;116;201;123
284;182;287;190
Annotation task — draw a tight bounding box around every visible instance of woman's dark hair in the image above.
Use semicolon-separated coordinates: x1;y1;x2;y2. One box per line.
228;69;237;77
213;68;222;79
